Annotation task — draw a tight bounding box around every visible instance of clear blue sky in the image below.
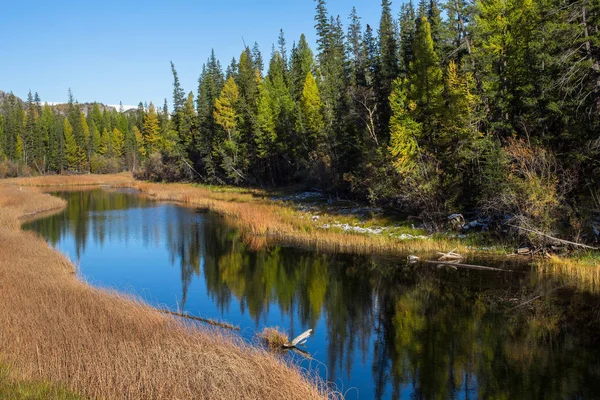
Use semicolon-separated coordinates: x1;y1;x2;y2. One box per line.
0;0;399;108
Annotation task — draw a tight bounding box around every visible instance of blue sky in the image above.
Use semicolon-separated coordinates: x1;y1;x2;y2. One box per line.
0;0;397;108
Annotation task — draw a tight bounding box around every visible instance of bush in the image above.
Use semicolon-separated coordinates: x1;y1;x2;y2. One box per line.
90;155;123;174
0;160;28;178
135;151;192;182
482;138;574;243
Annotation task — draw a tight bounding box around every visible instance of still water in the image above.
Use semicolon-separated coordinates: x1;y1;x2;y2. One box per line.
24;189;600;399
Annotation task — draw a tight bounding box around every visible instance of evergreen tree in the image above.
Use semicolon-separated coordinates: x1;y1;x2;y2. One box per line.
196;51;225;180
213;76;245;183
255;79;276;159
375;0;400;141
143;102;161;153
299;72;324;145
252;42;264;74
399;1;417;76
111;127;124;157
170;61;186;135
290;34;314;100
410;16;444;150
63;118;77;171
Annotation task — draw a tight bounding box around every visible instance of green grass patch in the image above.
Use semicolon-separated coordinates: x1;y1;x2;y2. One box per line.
0;364;82;400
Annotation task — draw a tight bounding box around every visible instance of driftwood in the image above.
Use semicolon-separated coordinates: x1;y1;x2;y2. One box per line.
159;309;240;331
508;224;599;250
437;248;463;260
283;329;313;348
422;259;516;272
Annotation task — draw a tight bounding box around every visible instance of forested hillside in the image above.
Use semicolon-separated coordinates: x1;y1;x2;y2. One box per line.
1;0;599;237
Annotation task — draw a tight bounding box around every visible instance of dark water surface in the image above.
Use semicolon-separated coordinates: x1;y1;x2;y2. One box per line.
24;189;600;399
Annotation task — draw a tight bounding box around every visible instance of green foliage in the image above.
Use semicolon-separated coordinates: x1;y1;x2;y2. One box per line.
299;72;324;142
388;78;420;173
214;76;246;183
63;118;77;171
255;79;276;159
143;103;161;153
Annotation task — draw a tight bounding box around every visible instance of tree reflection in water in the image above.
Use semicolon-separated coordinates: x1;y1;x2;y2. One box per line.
25;190;600;400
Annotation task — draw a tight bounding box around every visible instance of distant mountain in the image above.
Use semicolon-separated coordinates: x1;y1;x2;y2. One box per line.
0;90;120;116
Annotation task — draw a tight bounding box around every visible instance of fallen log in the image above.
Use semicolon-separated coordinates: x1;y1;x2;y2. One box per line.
283;329;313;348
422;259;516;272
159;309;240;331
507;224;599;250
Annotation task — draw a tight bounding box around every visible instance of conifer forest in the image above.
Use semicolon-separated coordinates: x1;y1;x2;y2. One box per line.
1;0;599;239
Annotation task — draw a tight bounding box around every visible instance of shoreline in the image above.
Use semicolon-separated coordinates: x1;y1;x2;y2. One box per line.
6;173;599;270
0;179;334;399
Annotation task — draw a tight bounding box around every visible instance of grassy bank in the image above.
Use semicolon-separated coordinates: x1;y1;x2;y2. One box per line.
0;363;82;399
0;182;334;399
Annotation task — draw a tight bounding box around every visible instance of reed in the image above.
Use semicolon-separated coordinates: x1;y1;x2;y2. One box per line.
537;254;600;294
260;328;289;351
0;183;336;400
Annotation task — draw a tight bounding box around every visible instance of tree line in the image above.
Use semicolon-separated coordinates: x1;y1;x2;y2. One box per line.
1;0;599;235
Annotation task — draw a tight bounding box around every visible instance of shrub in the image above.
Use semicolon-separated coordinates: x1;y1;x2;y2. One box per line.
90;155;123;174
483;138;574;244
0;160;27;178
136;151;193;182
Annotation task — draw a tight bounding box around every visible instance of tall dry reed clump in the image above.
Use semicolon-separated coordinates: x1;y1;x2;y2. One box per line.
0;183;335;399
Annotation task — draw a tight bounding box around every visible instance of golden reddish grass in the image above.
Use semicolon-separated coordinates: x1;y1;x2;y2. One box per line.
260;328;289;351
537;255;600;294
0;183;335;400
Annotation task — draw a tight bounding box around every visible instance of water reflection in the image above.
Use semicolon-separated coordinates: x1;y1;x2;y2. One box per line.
24;190;600;399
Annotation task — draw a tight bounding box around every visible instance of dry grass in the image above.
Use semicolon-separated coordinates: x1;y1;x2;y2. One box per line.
0;183;335;400
3;173;134;187
537;254;600;294
132;181;472;257
260;328;289;351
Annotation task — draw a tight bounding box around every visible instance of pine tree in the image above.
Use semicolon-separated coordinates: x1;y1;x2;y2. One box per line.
290;34;314;100
255;79;276;159
347;7;365;87
252;42;264;74
80;111;90;164
388;77;421;173
40;104;54;171
0;115;5;159
427;0;445;58
111;127;124;157
214;76;245;183
63;118;77;171
179;91;197;160
170;61;186;137
410;16;444;149
300;72;324;142
132;126;145;169
196;51;225;179
143;102;161;153
375;0;400;141
267;50;295;155
24;91;37;166
278;29;288;69
399;1;417;76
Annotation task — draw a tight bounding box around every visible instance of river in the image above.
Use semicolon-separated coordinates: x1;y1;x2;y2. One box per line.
23;189;600;399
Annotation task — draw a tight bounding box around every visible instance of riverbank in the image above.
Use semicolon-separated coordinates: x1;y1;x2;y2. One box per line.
6;173;599;286
4;173;600;268
0;182;333;399
4;173;499;256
